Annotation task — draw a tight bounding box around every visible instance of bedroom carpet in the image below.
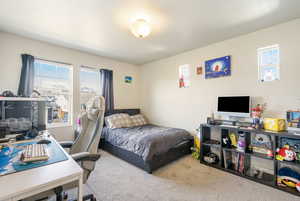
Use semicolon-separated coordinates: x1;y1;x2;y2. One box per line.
70;151;298;201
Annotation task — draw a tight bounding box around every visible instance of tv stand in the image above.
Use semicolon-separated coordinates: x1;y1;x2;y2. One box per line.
200;123;300;197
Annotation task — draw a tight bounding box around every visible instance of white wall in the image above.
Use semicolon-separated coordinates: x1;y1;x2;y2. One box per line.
0;31;141;140
1;18;300;140
141;18;300;135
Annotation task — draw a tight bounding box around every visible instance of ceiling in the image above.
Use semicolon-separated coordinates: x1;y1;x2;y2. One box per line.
0;0;300;65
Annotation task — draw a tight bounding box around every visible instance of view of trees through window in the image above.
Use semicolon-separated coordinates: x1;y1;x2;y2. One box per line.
34;60;72;126
33;63;101;126
80;67;101;107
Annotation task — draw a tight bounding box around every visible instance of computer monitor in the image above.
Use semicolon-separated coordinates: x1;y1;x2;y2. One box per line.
0;98;47;135
217;96;251;118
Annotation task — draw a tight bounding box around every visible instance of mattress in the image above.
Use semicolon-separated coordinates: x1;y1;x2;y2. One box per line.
102;124;192;161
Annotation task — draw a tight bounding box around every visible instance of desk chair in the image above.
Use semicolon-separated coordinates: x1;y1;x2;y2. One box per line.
57;96;105;201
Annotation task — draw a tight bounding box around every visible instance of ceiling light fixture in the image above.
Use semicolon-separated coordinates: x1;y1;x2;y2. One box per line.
131;19;151;38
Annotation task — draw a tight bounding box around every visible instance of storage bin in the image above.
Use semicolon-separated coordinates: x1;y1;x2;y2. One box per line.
264;118;286;132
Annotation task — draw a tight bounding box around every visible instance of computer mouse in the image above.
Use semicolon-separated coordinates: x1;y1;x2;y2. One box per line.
37;139;51;144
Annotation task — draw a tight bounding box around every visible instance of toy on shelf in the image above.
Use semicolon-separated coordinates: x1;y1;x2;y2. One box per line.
222;135;231;148
251;104;264;129
222;133;238;149
248;168;274;183
249;168;264;179
264;118;286;132
297;183;300;193
280;137;300;163
191;147;200;160
277;167;300;191
191;132;200;160
251;133;273;158
276;145;296;161
229;133;237;148
203;153;219;164
297;152;300;162
237;132;246;152
287;110;300;132
252;146;273;158
253;133;272;148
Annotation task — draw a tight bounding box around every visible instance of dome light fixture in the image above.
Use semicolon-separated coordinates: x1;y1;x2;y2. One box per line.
131;19;151;38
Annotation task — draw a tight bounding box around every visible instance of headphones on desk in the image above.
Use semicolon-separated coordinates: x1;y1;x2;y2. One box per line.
1;90;16;97
26;127;39;138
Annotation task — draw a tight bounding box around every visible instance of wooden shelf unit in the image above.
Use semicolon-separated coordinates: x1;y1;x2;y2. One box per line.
200;124;300;197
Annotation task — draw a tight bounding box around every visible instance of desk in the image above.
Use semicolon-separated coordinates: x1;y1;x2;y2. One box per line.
0;136;83;201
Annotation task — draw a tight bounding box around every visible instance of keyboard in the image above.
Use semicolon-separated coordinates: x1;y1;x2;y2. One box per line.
21;144;49;163
220;124;238;128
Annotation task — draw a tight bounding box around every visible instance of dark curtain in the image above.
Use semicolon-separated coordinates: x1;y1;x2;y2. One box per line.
17;54;35;97
100;69;114;112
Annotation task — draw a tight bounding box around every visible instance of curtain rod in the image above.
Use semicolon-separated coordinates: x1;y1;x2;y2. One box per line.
81;65;99;70
35;57;72;66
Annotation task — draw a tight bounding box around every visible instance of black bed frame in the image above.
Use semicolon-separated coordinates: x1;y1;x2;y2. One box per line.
99;109;193;173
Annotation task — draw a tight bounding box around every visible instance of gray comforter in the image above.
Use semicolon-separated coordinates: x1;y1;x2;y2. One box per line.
102;124;192;162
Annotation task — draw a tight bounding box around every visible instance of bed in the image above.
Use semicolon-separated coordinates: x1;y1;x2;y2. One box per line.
99;109;193;173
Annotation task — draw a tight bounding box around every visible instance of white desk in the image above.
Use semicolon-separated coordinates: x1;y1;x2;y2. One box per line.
0;137;83;201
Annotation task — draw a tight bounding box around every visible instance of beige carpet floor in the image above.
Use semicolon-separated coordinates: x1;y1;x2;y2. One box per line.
79;151;299;201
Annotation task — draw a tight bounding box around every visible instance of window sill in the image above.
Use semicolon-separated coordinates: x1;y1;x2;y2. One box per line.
47;123;72;129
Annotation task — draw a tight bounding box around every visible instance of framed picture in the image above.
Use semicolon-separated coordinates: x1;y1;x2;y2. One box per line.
258;45;280;82
179;64;190;88
205;56;231;79
196;66;203;75
125;76;132;83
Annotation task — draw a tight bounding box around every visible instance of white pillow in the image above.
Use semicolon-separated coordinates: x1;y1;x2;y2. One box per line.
130;114;147;127
105;113;132;129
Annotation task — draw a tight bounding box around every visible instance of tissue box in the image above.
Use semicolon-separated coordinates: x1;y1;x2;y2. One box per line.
263;118;286;132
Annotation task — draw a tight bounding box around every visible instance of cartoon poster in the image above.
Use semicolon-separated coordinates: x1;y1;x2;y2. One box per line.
196;66;203;75
205;56;231;79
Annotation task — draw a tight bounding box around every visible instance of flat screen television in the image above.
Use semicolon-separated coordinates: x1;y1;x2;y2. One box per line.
217;96;251;117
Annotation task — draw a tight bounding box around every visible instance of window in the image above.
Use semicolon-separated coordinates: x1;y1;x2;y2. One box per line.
258;44;280;82
80;66;101;107
34;59;73;127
